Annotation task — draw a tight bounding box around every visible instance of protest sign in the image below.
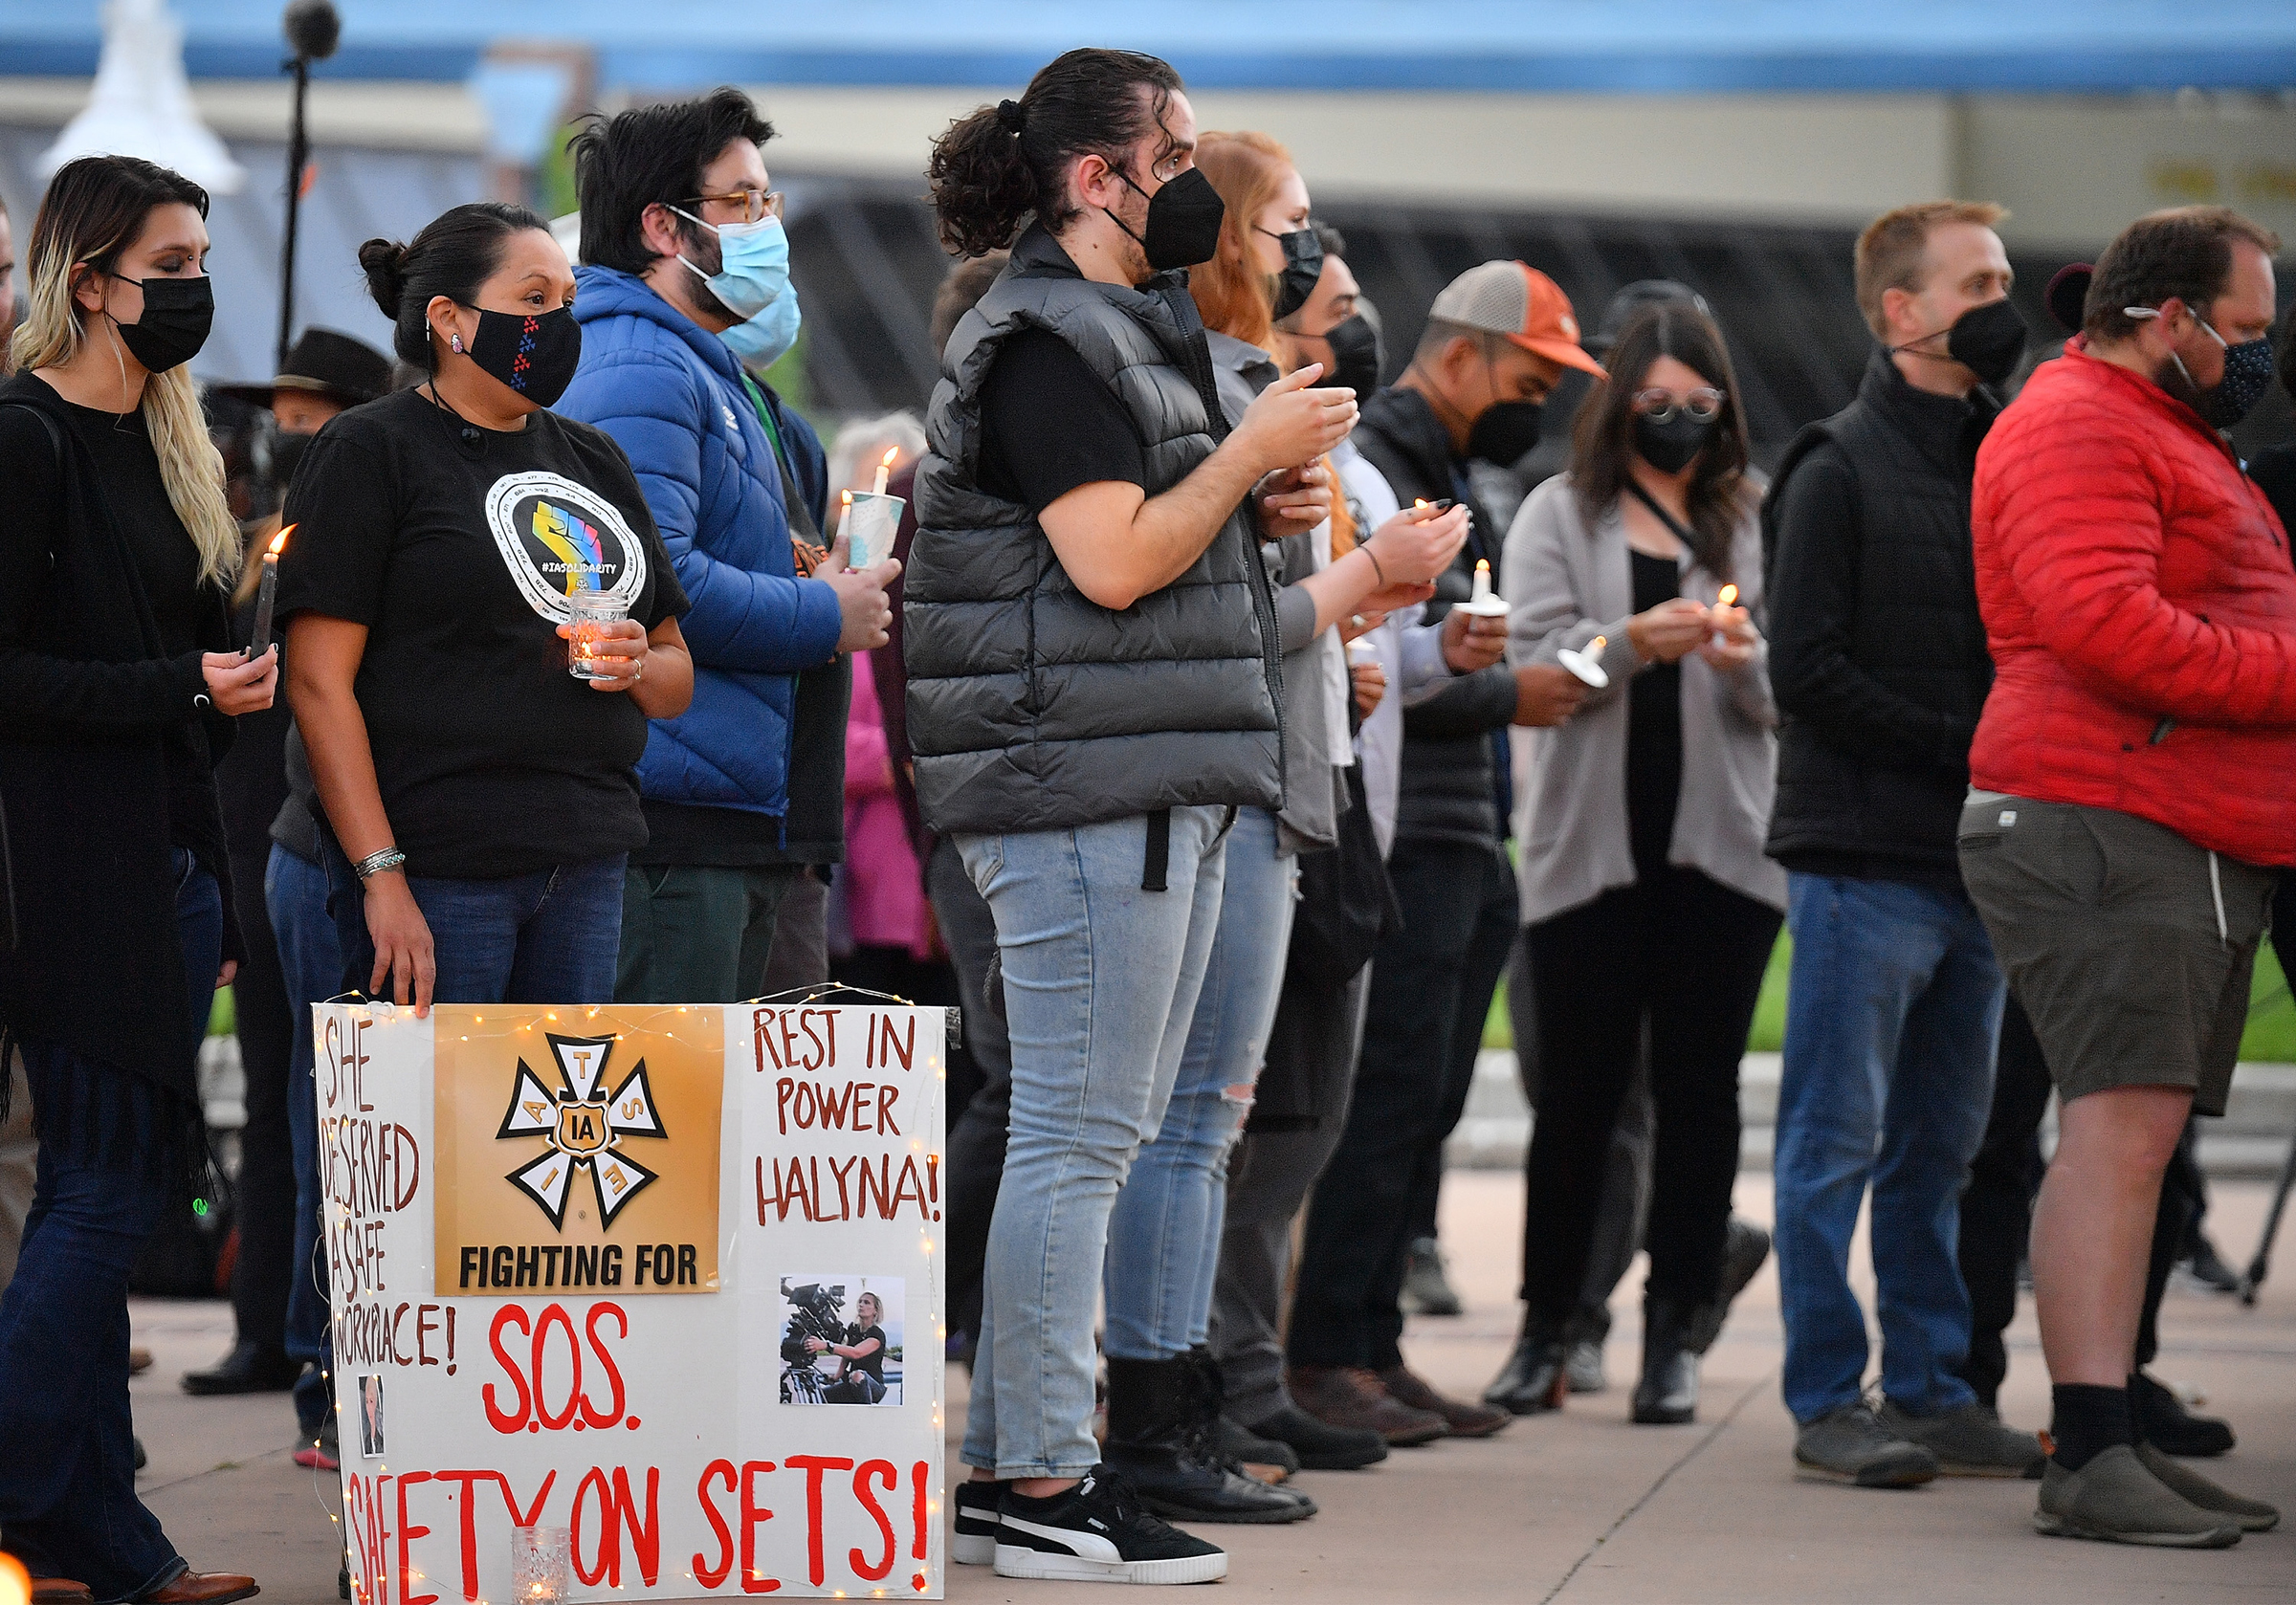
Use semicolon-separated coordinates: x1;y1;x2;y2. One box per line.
316;1000;946;1602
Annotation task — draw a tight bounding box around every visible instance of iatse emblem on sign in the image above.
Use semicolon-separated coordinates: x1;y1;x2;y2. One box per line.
497;1034;667;1228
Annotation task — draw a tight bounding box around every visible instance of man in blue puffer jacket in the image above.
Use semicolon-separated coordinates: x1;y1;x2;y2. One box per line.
559;88;896;1001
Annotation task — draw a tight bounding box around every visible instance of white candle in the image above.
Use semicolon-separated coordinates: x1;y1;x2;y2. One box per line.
1711;583;1738;649
1471;560;1492;605
872;446;897;498
1558;634;1610;688
1455;556;1510;618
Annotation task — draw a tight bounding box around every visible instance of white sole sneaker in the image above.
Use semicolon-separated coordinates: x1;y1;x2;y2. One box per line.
951;1529;996;1566
993;1541;1229;1585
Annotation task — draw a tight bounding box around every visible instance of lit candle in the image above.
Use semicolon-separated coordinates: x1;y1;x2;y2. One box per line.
1711;583;1739;648
1456;556;1510;617
872;446;898;498
1558;633;1610;689
248;523;292;658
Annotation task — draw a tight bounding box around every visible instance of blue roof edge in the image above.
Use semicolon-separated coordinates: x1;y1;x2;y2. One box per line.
2;41;2293;95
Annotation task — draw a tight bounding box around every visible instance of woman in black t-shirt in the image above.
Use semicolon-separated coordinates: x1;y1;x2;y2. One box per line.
808;1289;890;1402
0;155;274;1604
278;204;693;1012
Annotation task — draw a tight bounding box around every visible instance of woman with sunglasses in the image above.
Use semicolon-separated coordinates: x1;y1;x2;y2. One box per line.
1486;299;1785;1426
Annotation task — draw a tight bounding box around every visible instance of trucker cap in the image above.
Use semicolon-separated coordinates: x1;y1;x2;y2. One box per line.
1427;261;1607;379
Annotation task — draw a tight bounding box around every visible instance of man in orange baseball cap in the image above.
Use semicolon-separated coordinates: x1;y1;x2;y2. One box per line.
1287;261;1601;1447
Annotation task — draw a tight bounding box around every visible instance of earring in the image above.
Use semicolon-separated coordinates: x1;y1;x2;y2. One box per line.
450;332;465;354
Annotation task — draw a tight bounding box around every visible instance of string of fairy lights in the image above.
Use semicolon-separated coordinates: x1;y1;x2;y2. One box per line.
298;991;949;1601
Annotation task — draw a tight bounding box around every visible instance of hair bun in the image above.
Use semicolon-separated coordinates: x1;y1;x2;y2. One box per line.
996;99;1027;135
357;237;410;318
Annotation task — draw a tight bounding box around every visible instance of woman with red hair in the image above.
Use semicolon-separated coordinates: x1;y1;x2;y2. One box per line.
1095;129;1475;1522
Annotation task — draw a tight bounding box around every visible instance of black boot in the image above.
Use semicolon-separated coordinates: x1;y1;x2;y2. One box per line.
1102;1355;1313;1525
1630;1297;1699;1425
1483;1312;1568;1415
1186;1350;1314;1512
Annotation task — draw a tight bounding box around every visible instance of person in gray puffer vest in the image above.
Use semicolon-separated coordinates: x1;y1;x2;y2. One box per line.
907;49;1358;1589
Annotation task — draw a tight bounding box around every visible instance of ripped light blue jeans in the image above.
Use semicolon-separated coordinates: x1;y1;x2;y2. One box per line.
1105;806;1295;1360
956;806;1231;1480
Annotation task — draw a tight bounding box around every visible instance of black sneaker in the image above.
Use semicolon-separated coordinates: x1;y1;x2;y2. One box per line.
2130;1370;2235;1458
1244;1402;1388;1470
952;1479;1003;1566
995;1467;1227;1585
2180;1233;2241;1295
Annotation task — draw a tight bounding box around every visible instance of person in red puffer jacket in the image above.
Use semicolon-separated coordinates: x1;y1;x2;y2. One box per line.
1960;205;2286;1548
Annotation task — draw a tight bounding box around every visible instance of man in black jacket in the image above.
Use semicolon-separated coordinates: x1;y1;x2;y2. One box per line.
1765;200;2042;1487
1287;261;1593;1443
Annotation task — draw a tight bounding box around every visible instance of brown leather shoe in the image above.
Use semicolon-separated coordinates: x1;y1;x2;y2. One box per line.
141;1573;258;1604
129;1345;154;1375
1288;1364;1447;1446
1378;1364;1512;1439
32;1580;95;1604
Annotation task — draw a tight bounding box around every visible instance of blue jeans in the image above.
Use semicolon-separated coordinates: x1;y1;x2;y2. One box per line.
0;850;218;1600
322;842;627;1006
1105;807;1294;1360
1775;872;2005;1423
957;807;1230;1479
268;843;342;1435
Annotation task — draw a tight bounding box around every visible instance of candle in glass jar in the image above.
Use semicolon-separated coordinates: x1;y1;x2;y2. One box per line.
248;524;292;658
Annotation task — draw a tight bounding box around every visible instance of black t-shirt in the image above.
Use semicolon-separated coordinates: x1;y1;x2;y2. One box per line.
2252;443;2296;567
1626;549;1684;876
843;1322;887;1383
0;385;214;859
276;388;688;879
976;329;1147;512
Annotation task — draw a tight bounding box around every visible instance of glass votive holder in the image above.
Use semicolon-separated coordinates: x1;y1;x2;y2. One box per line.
841;492;905;570
566;591;629;682
512;1525;571;1604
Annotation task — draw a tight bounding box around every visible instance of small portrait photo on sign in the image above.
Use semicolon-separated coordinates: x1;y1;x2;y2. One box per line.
779;1275;902;1406
357;1375;385;1458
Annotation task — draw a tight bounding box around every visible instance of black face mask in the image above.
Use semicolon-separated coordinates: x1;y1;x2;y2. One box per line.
1944;297;2029;387
271;428;316;492
1112;166;1226;274
1633;412;1716;474
1261;227;1324;321
459;304;582;408
111;274;213;374
1314;314;1382;399
1468;400;1542;467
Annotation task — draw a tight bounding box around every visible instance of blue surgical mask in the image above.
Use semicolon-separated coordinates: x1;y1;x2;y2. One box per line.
721;289;803;375
672;207;792;322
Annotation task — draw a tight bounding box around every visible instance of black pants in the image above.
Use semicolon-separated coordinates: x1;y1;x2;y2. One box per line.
928;837;1011;1348
1291;840;1515;1372
224;836;297;1360
1955;996;2051;1409
1521;867;1781;1318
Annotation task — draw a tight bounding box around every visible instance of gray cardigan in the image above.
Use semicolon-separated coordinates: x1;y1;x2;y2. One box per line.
1501;473;1786;924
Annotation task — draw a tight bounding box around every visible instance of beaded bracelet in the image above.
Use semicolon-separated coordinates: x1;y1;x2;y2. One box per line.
354;846;408;881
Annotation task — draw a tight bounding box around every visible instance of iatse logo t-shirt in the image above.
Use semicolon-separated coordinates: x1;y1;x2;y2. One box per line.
275;388;688;879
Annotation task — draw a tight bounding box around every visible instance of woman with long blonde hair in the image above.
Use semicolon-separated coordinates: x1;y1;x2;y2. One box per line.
1093;129;1471;1520
0;153;272;1605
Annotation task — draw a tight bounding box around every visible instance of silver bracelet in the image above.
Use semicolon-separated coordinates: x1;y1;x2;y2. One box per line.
354;846;408;881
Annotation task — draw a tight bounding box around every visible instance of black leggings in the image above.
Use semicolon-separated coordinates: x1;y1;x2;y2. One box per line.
1521;867;1781;1319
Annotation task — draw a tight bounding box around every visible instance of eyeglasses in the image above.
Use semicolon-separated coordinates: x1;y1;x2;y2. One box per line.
677;187;784;224
1630;386;1726;424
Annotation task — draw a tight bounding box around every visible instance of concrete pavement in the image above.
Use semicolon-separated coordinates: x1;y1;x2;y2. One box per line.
128;1175;2294;1602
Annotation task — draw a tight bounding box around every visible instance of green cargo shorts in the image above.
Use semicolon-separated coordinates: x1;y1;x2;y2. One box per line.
1957;793;2274;1116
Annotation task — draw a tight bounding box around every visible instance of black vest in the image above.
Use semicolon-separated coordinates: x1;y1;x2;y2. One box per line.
904;228;1282;837
1761;350;1997;876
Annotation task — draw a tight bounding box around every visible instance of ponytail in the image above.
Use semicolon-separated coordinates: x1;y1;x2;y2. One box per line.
928;48;1183;256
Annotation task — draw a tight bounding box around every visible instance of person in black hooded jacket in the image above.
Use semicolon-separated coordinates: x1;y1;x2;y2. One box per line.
0;154;273;1605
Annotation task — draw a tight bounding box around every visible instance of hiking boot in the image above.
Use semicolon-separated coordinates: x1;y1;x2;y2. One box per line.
1400;1237;1464;1316
952;1479;1003;1565
1482;1314;1568;1415
1216;1416;1298;1479
2130;1370;2235;1457
1793;1404;1939;1488
2034;1444;2241;1548
995;1467;1229;1584
1630;1299;1699;1425
1242;1402;1388;1470
1288;1365;1446;1446
1101;1355;1311;1525
2133;1441;2279;1532
1876;1398;2044;1478
1378;1364;1510;1439
1564;1338;1608;1396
